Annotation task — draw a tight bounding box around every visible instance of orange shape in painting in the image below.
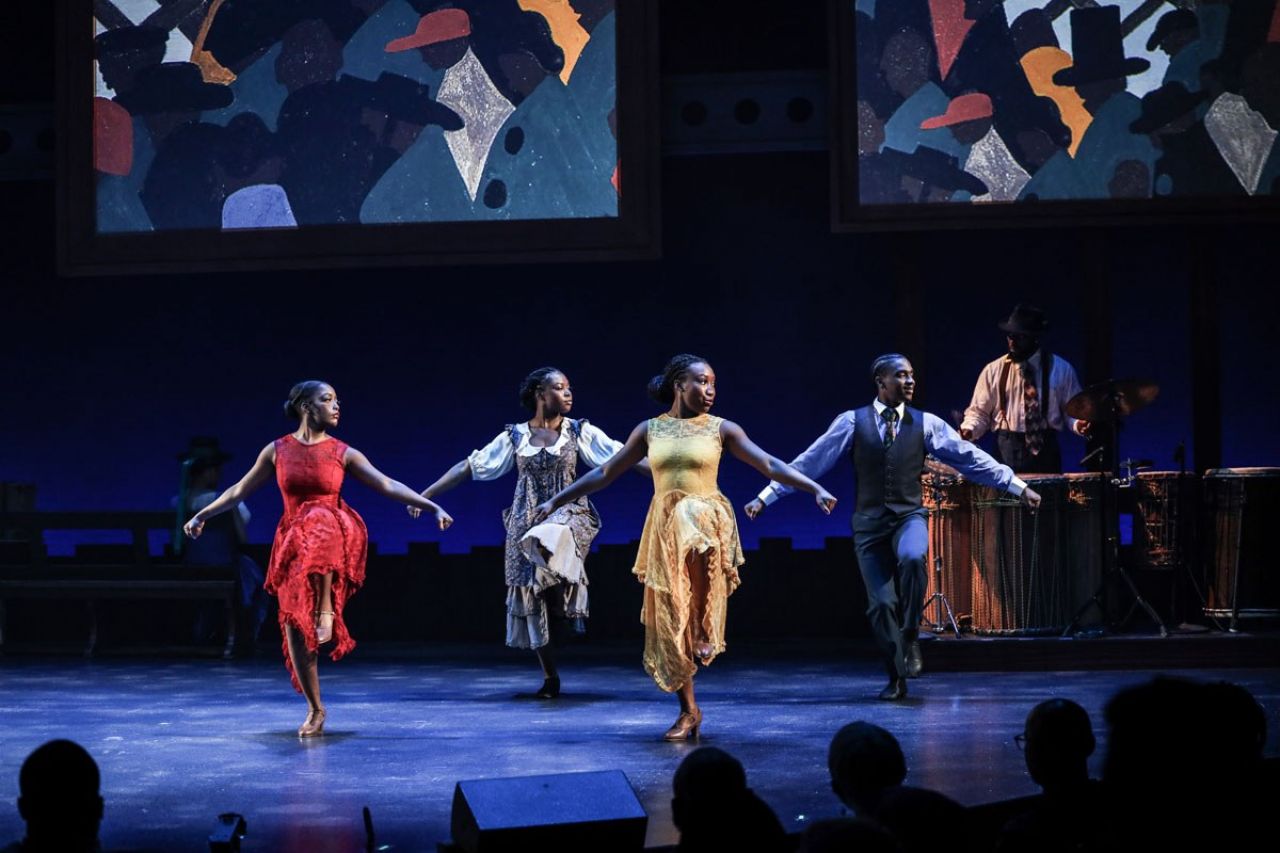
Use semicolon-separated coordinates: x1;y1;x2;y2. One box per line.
930;0;974;81
611;161;620;195
518;0;590;84
94;97;133;176
1021;46;1092;157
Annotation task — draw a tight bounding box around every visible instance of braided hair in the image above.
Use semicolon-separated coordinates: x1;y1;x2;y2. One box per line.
519;367;565;413
870;353;908;384
648;354;708;404
283;380;331;420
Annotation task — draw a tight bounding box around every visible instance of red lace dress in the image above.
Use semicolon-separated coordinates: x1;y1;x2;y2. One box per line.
265;435;368;691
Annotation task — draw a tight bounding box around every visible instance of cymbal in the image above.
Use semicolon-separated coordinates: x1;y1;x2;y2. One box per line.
1066;379;1160;421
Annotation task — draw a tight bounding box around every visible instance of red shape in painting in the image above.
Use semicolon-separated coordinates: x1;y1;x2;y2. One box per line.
930;0;974;81
611;161;620;196
94;97;133;176
1269;1;1280;42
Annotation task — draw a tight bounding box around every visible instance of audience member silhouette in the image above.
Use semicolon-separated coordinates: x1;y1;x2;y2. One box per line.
827;721;907;816
671;747;788;853
2;740;103;853
827;721;971;852
997;698;1109;853
799;817;899;853
1102;676;1274;850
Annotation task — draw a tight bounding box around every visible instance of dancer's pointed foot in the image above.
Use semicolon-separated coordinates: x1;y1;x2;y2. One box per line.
315;611;334;644
905;641;923;678
878;678;908;701
663;707;702;741
298;706;326;738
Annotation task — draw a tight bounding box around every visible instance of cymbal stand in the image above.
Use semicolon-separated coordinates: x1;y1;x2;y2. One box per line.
1064;395;1168;638
922;477;963;638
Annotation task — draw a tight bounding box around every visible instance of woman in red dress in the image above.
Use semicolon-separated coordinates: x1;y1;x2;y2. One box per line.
184;380;452;736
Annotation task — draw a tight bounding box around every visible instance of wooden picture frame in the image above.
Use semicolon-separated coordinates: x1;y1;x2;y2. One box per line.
58;1;660;274
830;0;1280;232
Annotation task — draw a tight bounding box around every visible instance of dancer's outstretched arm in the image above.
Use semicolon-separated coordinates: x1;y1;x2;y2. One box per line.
721;421;837;514
184;443;276;538
407;459;472;519
530;421;649;522
346;448;453;530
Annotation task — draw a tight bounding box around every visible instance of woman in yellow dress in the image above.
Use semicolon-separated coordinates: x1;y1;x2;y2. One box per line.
532;354;836;740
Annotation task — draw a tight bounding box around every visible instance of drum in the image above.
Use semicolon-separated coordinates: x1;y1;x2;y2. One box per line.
922;464;972;631
970;473;1104;635
1203;468;1280;626
1133;471;1198;570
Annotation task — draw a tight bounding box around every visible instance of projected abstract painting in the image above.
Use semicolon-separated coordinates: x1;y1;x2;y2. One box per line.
831;0;1280;229
59;0;658;271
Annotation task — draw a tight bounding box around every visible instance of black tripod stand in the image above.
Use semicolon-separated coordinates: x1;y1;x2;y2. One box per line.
922;474;963;638
1064;383;1167;637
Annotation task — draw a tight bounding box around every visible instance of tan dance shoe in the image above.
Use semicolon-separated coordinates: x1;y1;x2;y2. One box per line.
298;707;326;738
663;707;702;741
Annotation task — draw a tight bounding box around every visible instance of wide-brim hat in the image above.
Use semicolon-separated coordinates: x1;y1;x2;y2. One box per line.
95;25;168;56
178;437;232;465
385;9;471;53
999;304;1049;335
880;146;989;196
1129;82;1211;134
1146;9;1199;51
337;72;464;130
113;62;234;115
1053;6;1151;87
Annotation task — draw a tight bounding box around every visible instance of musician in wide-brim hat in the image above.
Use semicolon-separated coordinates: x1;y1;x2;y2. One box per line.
961;304;1091;474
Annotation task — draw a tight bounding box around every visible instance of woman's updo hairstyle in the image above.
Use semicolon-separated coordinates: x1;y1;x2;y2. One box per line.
283;380;330;420
519;367;564;413
648;354;707;405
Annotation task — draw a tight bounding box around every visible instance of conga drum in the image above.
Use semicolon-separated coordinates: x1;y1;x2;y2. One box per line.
1203;468;1280;628
970;473;1104;635
1133;471;1198;570
922;461;972;633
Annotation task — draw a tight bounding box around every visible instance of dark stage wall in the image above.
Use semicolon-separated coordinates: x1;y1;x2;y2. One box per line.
2;2;1277;560
2;159;1277;558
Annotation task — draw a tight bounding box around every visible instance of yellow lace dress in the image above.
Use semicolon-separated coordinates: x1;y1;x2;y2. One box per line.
633;414;744;692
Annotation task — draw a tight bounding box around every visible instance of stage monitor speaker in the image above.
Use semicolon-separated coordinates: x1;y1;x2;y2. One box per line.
449;769;648;852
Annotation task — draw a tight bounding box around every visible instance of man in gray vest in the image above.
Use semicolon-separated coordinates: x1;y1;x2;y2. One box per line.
746;354;1040;700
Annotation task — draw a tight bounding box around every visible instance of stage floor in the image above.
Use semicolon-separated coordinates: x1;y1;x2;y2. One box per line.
1;641;1277;852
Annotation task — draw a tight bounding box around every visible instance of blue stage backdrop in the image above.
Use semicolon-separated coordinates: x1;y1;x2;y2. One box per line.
2;154;1276;555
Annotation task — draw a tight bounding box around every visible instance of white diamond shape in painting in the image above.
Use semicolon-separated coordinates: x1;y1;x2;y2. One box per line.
437;48;516;202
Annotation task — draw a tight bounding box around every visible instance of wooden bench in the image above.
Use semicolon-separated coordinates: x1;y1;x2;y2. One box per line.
0;511;239;658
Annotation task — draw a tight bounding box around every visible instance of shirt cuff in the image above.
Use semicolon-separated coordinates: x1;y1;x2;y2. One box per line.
758;486;780;506
1007;476;1027;497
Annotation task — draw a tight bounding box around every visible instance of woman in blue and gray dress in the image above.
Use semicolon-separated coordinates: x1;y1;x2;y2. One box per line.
411;367;643;697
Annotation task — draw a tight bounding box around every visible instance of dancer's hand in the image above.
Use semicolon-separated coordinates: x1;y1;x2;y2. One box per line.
183;516;204;539
434;507;453;531
1020;487;1042;511
407;492;430;518
530;500;555;524
815;488;837;515
743;498;766;520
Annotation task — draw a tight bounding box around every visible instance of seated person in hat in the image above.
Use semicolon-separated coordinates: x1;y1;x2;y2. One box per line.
961;304;1090;474
177;437;268;648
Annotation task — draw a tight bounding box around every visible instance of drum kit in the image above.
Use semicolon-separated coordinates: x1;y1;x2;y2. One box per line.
922;378;1280;638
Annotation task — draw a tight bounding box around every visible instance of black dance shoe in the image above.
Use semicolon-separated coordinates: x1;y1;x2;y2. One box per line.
878;678;908;701
536;675;561;699
905;641;924;678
